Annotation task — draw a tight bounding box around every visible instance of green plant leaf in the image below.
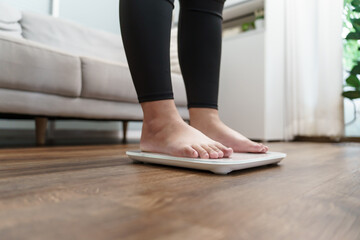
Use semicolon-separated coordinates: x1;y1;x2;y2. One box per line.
342;91;360;99
346;32;360;39
350;63;360;75
346;75;360;89
350;18;360;31
353;6;360;12
352;0;360;7
242;23;250;31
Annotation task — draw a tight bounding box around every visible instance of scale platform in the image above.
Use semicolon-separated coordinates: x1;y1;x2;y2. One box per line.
126;150;286;175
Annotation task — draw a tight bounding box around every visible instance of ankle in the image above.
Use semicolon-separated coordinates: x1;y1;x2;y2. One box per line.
141;100;182;122
189;108;220;126
141;100;184;133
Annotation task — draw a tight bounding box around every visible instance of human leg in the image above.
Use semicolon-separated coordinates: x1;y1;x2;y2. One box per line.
119;0;233;158
177;0;268;153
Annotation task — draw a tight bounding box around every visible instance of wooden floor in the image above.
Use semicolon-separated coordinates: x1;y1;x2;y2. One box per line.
0;142;359;240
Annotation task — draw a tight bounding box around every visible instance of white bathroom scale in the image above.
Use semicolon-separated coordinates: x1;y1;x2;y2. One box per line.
126;150;286;175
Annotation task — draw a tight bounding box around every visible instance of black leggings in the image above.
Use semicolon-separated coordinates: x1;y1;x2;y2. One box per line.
119;0;225;109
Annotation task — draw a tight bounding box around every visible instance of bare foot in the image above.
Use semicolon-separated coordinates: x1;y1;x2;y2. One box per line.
189;108;269;153
140;100;233;159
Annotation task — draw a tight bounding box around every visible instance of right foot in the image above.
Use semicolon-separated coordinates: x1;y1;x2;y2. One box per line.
140;100;233;159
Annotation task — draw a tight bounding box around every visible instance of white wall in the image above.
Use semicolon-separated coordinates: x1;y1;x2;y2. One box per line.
0;0;51;14
0;0;120;34
58;0;120;34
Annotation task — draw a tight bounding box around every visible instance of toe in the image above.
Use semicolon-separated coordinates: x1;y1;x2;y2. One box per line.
258;143;269;153
209;144;224;158
192;144;209;159
262;145;269;153
215;142;233;158
201;144;219;159
261;146;266;153
248;142;264;153
182;146;199;158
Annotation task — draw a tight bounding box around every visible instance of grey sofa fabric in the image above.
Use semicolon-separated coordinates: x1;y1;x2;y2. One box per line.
80;56;138;103
0;3;23;38
0;8;189;123
21;12;128;65
0;35;82;97
0;88;190;120
171;73;188;107
0;22;21;31
170;27;181;74
0;30;22;38
81;56;188;106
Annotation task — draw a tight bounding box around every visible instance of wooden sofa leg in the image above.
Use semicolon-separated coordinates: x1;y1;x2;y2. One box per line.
122;120;128;144
35;117;48;146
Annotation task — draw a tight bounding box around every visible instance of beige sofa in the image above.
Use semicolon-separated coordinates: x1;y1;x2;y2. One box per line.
0;4;189;144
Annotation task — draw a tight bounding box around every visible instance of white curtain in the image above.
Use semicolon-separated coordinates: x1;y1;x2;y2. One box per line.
284;0;344;139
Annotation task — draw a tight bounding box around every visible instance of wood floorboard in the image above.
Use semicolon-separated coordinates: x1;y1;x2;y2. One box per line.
0;142;359;240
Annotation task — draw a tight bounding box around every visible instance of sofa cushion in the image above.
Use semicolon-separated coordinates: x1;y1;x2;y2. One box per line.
0;35;81;97
0;30;23;38
20;12;128;64
0;88;190;120
0;3;23;38
81;57;188;106
0;22;22;31
170;27;181;74
0;22;22;38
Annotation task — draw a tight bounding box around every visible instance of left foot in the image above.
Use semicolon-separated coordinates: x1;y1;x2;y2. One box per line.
189;108;268;153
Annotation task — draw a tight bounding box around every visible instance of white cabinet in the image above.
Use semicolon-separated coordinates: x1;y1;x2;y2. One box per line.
218;0;285;141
